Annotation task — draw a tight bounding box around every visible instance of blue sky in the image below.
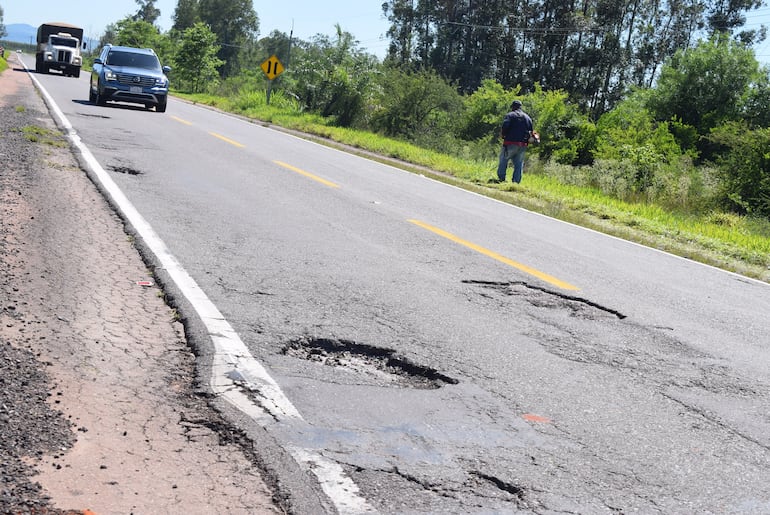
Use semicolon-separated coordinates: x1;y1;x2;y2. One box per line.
3;0;770;65
2;0;392;57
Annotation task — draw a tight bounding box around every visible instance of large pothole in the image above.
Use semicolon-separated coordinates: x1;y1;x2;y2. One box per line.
282;337;458;389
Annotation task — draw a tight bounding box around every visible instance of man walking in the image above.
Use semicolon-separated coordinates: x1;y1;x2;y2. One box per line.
496;100;533;183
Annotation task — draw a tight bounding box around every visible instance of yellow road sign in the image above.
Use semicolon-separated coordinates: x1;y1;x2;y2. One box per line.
260;55;285;80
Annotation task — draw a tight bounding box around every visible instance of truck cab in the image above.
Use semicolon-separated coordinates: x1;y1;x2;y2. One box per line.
36;23;85;77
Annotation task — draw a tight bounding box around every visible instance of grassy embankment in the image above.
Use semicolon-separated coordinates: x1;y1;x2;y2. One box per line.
175;89;770;283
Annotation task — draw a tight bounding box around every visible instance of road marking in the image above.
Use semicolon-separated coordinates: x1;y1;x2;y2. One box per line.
209;131;245;148
171;116;193;125
28;66;375;515
274;160;340;188
408;219;580;291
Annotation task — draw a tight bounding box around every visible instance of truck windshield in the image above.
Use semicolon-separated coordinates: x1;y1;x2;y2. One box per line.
106;51;161;70
51;37;78;48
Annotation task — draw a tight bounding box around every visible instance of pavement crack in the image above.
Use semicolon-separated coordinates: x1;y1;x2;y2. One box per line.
470;471;526;500
661;392;770;452
464;279;627;319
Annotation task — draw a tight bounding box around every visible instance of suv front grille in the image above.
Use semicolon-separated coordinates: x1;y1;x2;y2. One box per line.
116;74;156;87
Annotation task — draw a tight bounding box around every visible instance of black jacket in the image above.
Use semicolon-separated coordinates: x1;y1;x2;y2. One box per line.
501;109;533;144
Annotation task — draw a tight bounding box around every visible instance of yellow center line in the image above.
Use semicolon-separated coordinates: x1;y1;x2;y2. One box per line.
408;219;580;291
209;132;245;148
274;160;340;188
170;116;193;126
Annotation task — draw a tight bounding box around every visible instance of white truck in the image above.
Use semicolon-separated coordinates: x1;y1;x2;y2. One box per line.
36;22;84;77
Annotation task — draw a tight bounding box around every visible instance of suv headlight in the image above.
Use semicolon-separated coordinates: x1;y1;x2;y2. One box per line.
155;77;168;87
104;69;117;81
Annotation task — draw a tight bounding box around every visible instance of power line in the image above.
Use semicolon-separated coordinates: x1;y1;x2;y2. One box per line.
445;20;606;34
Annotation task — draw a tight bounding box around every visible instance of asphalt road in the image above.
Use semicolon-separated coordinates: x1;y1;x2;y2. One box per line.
22;55;770;514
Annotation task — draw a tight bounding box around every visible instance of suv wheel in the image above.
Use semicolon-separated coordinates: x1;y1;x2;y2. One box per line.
156;98;167;113
95;82;107;106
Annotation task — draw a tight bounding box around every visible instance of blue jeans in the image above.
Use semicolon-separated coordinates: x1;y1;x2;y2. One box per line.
497;144;526;183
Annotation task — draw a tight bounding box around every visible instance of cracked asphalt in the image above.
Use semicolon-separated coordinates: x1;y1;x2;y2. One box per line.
1;55;281;514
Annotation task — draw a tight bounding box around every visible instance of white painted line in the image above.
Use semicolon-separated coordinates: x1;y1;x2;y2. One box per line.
24;62;375;514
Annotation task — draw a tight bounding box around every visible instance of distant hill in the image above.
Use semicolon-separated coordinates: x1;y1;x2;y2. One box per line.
3;23;37;45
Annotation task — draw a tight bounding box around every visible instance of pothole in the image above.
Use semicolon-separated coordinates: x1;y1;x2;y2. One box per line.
463;280;626;319
109;165;143;175
282;337;458;389
77;112;111;119
470;471;527;503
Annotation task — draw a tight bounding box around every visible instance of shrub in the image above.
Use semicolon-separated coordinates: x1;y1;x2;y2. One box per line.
710;123;770;217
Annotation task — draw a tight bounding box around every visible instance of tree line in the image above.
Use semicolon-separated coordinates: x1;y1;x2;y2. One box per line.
96;0;770;217
382;0;766;116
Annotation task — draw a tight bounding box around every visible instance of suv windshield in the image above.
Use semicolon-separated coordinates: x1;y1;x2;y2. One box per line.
106;51;161;70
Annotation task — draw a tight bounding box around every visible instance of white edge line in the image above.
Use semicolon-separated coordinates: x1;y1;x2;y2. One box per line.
23;61;375;514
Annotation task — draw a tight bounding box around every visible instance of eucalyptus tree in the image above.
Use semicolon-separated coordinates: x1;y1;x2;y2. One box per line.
172;0;200;32
382;0;763;114
198;0;259;77
134;0;161;25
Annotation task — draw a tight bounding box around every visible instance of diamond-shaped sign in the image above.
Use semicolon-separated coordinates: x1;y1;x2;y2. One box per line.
260;55;285;80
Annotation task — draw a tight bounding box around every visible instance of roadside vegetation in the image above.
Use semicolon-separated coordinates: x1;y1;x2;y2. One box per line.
10;0;770;281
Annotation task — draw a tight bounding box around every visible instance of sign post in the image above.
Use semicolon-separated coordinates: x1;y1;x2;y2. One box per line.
260;55;285;105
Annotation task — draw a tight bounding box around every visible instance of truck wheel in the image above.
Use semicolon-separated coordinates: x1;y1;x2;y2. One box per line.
73;70;80;78
35;55;42;73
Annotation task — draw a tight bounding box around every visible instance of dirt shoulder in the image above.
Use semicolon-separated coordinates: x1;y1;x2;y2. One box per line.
0;55;281;515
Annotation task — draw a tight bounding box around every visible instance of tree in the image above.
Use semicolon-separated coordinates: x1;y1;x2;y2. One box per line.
711;123;770;215
173;22;223;93
198;0;259;77
742;70;770;129
173;0;200;32
284;26;379;127
134;0;161;25
370;67;462;141
649;35;761;143
111;18;163;49
0;4;6;39
381;0;763;114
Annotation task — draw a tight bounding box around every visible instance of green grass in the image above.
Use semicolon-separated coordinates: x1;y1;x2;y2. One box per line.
176;90;770;283
16;125;67;147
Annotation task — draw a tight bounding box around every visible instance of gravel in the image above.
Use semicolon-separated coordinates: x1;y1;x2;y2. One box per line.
0;69;78;515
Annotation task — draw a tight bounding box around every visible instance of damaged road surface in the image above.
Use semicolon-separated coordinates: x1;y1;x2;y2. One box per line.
17;51;770;513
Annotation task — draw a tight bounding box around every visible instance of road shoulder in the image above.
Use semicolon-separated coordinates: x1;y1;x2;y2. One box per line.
0;55;281;515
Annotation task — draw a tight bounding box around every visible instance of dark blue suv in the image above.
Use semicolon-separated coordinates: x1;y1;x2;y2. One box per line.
90;45;171;112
